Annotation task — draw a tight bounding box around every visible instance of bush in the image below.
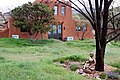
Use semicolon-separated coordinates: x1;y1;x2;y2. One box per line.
70;64;78;71
99;72;108;79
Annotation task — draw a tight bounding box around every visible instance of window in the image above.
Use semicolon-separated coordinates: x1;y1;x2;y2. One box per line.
54;5;58;15
82;23;87;32
82;26;87;32
20;26;28;32
53;25;57;34
76;26;81;31
48;24;62;40
58;24;62;33
61;6;65;16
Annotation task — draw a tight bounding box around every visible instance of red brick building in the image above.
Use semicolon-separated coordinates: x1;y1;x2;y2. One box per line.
0;0;94;40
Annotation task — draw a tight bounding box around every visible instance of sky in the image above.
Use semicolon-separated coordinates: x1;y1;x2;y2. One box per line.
0;0;120;13
0;0;35;13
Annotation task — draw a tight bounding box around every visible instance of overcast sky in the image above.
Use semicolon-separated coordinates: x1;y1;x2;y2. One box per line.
0;0;35;13
0;0;120;13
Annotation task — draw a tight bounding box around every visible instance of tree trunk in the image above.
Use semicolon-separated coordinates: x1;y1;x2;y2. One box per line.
34;31;39;40
81;32;85;40
29;35;33;41
95;23;107;71
77;32;80;40
95;36;106;71
40;33;44;40
95;0;109;71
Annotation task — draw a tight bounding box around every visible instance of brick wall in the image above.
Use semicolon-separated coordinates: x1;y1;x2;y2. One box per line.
8;17;48;39
0;28;9;38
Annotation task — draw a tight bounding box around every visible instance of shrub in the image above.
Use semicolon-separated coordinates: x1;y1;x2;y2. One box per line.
70;64;78;71
99;72;108;79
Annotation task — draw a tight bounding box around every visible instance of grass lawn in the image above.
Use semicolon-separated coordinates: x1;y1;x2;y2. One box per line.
0;38;119;80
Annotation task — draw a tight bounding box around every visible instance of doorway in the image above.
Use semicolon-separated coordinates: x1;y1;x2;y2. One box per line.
48;24;62;40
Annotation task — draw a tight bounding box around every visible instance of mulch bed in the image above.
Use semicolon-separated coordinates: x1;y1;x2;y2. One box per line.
54;61;120;80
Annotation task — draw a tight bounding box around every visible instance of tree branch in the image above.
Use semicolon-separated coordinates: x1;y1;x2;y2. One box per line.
0;24;3;26
106;32;120;44
108;0;113;7
88;0;95;20
110;6;116;30
69;0;83;13
108;13;120;22
77;0;94;20
100;0;103;11
117;18;120;28
0;13;8;24
57;0;94;26
68;0;94;21
107;28;120;36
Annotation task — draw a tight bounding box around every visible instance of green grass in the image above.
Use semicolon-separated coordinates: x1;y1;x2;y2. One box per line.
105;41;120;69
0;38;119;80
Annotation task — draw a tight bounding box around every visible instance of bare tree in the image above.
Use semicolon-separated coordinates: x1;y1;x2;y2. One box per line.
108;4;120;41
57;0;120;71
0;12;8;26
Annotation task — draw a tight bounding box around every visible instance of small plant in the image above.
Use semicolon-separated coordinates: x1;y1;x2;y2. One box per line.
53;55;87;64
0;57;5;60
60;58;65;63
114;69;120;73
18;63;25;68
0;57;6;63
67;55;87;62
107;72;120;79
70;64;78;71
53;51;60;54
99;72;108;79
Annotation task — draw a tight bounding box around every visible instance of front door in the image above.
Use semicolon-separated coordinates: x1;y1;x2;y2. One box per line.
48;24;62;40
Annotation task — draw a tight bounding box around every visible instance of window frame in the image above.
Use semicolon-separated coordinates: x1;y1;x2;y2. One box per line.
61;6;65;16
54;5;58;15
76;26;81;31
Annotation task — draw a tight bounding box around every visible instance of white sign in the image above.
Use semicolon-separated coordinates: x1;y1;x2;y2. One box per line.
12;35;19;39
66;37;74;41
